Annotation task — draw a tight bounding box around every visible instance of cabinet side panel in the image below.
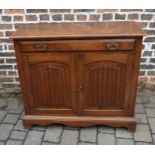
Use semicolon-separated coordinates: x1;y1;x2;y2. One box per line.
128;37;143;116
13;40;31;114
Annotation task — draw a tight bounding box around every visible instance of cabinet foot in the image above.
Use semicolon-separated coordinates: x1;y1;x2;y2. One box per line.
23;120;32;129
127;123;136;132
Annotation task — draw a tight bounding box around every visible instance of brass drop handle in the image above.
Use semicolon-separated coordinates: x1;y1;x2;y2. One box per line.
107;43;119;50
77;85;83;92
35;44;47;51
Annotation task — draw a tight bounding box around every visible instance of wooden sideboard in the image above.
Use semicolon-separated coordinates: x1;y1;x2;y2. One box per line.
11;22;145;132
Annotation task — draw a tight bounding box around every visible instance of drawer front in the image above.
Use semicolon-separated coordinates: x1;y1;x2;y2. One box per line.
20;39;135;52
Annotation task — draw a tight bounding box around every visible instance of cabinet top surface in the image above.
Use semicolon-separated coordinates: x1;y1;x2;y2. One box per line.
11;22;145;39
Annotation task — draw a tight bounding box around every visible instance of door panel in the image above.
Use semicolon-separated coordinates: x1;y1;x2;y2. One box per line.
23;54;76;115
78;53;133;116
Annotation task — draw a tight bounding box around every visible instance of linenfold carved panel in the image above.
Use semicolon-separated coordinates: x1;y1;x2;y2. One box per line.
83;61;126;110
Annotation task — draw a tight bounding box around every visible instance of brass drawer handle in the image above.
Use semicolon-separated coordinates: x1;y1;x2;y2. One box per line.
107;43;119;50
35;44;47;51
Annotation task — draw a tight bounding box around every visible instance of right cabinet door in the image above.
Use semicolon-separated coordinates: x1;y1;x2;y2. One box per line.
78;52;134;116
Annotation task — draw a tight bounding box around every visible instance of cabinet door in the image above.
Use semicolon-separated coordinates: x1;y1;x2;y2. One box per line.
78;53;133;116
23;53;76;115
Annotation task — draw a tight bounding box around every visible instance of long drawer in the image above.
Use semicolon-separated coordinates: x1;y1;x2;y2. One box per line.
20;39;135;52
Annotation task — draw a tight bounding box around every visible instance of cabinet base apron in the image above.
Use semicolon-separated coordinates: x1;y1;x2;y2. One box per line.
23;115;136;132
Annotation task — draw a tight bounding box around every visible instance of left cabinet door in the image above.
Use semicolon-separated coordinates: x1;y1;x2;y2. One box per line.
22;53;76;115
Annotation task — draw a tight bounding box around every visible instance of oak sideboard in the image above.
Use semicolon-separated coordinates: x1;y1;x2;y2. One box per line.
11;22;145;132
